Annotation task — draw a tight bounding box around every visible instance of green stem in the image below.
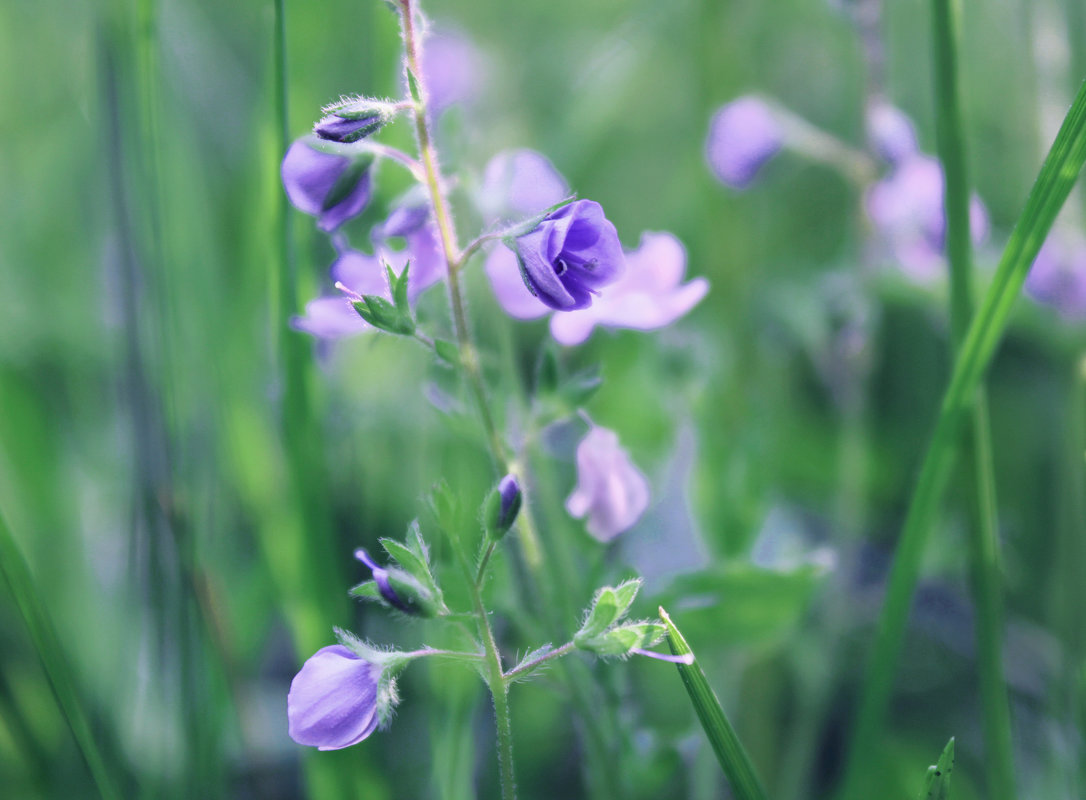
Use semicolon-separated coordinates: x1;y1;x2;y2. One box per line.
838;76;1086;798
930;1;1016;798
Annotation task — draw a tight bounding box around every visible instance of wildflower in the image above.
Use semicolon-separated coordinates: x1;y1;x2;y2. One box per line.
355;549;411;613
549;232;708;346
422;30;484;114
480;149;569;219
371;198;445;301
314;98;396;143
291;296;368;339
287;645;383;750
281;136;373;232
866;100;918;165
1025;232;1086;318
483;474;522;538
566;425;649;542
706;96;783;189
508;199;625;311
865;154;988;281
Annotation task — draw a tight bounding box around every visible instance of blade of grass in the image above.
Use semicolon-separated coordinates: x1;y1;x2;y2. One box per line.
0;510;124;800
931;1;1015;797
838;76;1086;799
660;607;768;800
916;738;955;800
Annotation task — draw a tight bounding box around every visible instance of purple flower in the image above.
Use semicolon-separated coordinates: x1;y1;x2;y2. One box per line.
866;101;919;165
549;232;709;346
484;474;522;537
291;296;368;339
287;645;383;750
480;149;569;219
354;549;410;613
281;136;373;232
865;154;988;281
1025;233;1086;318
422;31;484;114
509;199;625;311
706;96;783;189
566;425;650;542
314;98;394;143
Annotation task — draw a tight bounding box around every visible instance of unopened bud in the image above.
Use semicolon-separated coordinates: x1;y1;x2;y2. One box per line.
483;475;522;539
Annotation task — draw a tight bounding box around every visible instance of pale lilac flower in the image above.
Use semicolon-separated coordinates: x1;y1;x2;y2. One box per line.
566;425;650;542
480;149;569;219
509;199;625;311
291;296;367;339
422;30;483;114
281;136;373;232
706;96;783;189
865;154;988;281
287;645;382;750
1025;233;1086;318
866;101;918;165
549;232;708;346
485;246;550;320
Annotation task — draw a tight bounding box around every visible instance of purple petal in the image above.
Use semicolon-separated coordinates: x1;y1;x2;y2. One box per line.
706;97;783;189
481;149;569;218
332;250;388;298
421;31;483;114
1025;233;1086;318
282;140;347;217
291;297;368;340
484;247;549;319
287;645;382;751
565;426;650;542
866;101;919;165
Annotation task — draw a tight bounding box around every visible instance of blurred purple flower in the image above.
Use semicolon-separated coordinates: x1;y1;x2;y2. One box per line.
372;200;446;301
287;645;382;750
1025;233;1086;318
865;154;988;281
480;149;569;219
281;136;373;232
291;297;367;339
422;30;484;115
566;425;650;542
509;199;625;311
706;96;783;189
866;101;918;165
549;232;709;346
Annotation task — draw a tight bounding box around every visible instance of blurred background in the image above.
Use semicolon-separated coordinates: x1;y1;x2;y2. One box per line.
1;0;1084;797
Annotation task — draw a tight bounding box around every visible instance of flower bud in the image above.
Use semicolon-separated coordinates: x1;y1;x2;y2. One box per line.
483;475;522;539
705;96;783;190
354;549;442;617
315;98;396;143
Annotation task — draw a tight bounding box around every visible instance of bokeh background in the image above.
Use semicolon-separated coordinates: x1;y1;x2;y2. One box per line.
1;0;1084;798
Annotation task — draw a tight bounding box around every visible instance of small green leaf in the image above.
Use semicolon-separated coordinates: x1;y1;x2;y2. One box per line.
611;579;642;619
917;738;955;800
392;261;411;314
578;622;665;657
434;339;460;367
576;587;620;642
349;580;380;599
381;537;430;585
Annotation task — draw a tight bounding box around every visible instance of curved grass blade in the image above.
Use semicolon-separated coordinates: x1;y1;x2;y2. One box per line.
840;77;1086;798
917;738;955;800
0;509;124;800
659;607;768;800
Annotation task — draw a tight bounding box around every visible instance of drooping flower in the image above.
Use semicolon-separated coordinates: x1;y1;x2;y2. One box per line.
480;149;570;220
1025;232;1086;318
866;101;919;165
706;96;783;189
865;154;988;281
281;136;373;232
566;425;650;542
287;645;383;750
507;199;625;311
549;232;709;346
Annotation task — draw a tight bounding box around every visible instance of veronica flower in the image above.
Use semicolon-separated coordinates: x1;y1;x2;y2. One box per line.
566;425;650;542
371;198;446;301
487;232;708;343
1025;232;1086;318
866;100;919;165
281;135;373;232
287;645;383;750
705;96;783;189
865;154;988;281
507;199;625;311
549;232;708;346
421;30;484;115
